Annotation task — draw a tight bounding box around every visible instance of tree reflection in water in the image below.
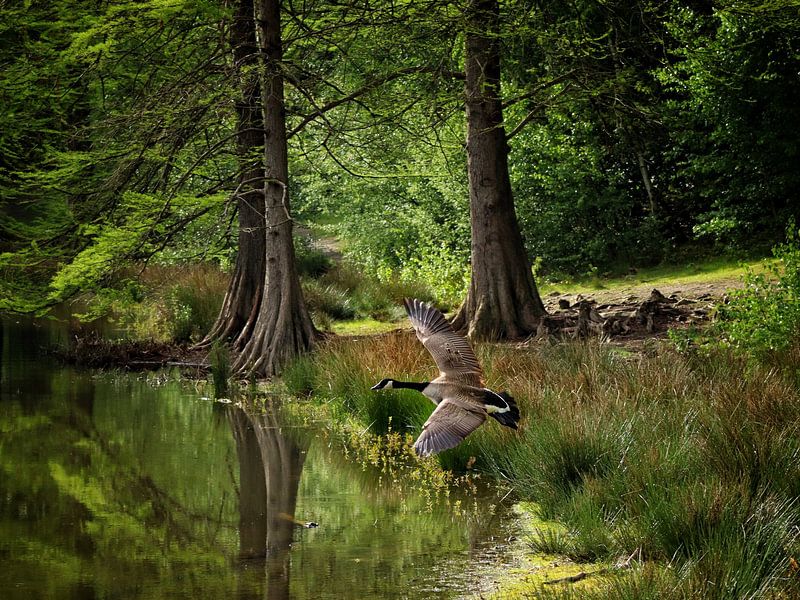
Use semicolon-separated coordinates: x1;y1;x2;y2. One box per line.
229;401;310;600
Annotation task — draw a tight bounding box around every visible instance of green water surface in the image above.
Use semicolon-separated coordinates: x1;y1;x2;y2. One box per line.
0;318;518;599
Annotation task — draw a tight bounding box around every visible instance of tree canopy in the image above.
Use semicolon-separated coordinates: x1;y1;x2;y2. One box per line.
1;0;799;368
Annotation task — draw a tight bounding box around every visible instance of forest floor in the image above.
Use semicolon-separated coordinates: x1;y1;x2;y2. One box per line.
55;261;752;369
544;276;742;307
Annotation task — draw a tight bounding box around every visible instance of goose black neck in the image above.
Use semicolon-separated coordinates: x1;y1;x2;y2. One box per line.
392;380;429;392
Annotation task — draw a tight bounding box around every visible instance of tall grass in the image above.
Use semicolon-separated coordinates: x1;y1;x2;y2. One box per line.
284;336;800;598
120;263;228;342
283;332;433;434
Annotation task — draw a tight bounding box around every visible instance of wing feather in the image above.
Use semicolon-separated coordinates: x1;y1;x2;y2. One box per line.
413;398;486;457
404;298;482;384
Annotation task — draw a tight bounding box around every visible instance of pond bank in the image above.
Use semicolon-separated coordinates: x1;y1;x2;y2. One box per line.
282;332;800;599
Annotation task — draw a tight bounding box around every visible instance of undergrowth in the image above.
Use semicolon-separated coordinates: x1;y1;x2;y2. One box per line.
97;252;441;342
283;335;800;599
301;261;440;329
108;263;228;343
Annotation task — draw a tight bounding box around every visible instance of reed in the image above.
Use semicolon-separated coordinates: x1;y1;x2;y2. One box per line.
208;340;230;398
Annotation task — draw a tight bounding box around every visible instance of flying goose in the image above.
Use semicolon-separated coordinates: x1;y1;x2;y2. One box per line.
371;298;520;456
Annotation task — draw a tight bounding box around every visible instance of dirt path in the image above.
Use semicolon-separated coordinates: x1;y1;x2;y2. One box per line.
296;225;343;263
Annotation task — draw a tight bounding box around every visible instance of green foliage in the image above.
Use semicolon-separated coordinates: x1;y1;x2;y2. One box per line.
3;0;799;316
714;226;800;357
1;0;235;313
659;0;800;250
511;111;669;274
296;174;471;305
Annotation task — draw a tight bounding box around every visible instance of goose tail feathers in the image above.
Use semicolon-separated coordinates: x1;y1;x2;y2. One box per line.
490;392;520;429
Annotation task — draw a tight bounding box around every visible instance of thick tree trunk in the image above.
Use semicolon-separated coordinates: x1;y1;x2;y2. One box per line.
451;0;546;341
202;0;266;349
232;0;317;377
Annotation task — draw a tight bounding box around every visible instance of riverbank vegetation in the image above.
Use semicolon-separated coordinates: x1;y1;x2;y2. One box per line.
278;241;800;599
283;340;800;599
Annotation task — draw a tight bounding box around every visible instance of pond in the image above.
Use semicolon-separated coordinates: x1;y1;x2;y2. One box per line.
0;318;522;599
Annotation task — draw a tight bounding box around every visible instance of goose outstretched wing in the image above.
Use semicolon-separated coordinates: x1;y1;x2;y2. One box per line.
404;298;482;384
413;398;487;457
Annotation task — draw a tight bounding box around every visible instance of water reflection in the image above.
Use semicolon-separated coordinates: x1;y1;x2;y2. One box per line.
230;402;310;599
0;317;519;599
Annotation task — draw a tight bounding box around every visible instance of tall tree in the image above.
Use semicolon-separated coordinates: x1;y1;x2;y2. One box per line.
202;0;266;349
230;0;317;376
451;0;546;340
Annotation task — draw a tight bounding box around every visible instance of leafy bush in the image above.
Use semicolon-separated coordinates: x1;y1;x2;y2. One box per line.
715;225;800;357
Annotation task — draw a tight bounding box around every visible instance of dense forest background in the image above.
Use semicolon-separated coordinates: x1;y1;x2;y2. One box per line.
1;0;798;314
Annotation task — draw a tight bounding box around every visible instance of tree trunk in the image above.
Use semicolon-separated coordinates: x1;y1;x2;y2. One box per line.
232;0;317;377
451;0;546;341
202;0;266;349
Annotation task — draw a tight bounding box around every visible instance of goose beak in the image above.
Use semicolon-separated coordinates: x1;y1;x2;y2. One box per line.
370;383;382;390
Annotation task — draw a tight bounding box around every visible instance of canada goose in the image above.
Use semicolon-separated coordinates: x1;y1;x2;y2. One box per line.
371;298;520;457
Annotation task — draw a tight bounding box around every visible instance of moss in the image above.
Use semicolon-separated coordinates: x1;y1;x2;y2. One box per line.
489;560;615;599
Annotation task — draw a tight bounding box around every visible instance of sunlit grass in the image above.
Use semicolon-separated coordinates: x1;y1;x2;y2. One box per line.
539;256;773;296
329;318;403;336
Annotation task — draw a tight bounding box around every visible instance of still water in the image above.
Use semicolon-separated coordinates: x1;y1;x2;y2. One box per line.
0;318;519;599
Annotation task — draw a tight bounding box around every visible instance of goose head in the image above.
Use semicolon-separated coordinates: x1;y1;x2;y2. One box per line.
371;378;395;390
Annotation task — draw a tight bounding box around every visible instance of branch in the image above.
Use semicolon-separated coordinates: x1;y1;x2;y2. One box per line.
501;69;577;109
506;83;574;142
287;66;464;138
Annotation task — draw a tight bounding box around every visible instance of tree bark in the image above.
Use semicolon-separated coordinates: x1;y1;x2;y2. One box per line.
451;0;546;341
232;0;317;377
202;0;266;349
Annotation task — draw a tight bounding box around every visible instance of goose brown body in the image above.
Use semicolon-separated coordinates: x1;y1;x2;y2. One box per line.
371;298;520;457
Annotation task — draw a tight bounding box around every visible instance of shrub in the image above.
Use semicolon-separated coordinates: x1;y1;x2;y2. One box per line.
715;224;800;357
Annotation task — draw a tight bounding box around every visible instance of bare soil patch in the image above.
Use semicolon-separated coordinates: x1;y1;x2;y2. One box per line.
539;277;742;345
